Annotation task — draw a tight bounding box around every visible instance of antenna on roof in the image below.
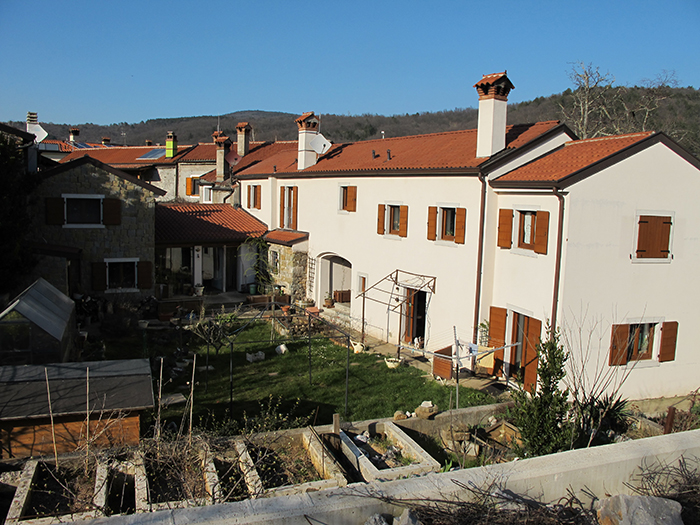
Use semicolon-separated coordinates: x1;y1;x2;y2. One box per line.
217;115;221;133
121;128;127;146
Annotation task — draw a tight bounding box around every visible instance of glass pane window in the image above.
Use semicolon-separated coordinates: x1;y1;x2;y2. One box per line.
519;211;535;248
108;261;136;289
390;206;401;233
66;198;101;224
442;208;456;240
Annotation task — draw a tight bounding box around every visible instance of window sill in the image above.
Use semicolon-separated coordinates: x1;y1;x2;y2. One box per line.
382;234;404;241
105;288;139;293
631;257;672;264
509;247;538;259
63;224;105;229
625;359;660;370
434;240;459;248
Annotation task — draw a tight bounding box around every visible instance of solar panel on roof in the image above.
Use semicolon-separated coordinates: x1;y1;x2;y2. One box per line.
137;148;166;160
73;142;92;149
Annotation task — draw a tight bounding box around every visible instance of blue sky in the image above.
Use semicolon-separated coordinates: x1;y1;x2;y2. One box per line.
1;0;698;126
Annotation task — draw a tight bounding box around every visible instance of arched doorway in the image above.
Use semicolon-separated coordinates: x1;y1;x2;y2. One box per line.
317;254;352;305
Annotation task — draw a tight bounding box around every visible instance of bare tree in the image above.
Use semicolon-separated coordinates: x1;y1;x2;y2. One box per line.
560;62;615;139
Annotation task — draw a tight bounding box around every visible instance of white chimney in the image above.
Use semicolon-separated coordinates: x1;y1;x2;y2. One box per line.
214;132;231;183
296;112;320;170
236;122;252;156
474;72;514;158
69;128;80;142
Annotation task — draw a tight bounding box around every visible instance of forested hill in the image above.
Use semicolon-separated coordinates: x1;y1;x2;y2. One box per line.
6;86;700;156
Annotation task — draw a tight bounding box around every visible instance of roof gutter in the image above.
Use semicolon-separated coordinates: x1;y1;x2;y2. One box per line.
550;187;566;337
472;173;487;344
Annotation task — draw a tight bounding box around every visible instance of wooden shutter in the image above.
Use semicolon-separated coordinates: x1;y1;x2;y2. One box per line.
255;186;261;209
291;186;298;230
609;324;629;366
399;205;408;237
659;321;678;362
534;210;549;255
637;215;672;258
280;186;285;227
102;199;121;225
489;306;507;376
186;178;194;196
523;317;542;393
455;208;467;244
377;204;386;234
427;206;437;240
45;197;65;225
247;185;252;208
497;209;513;248
137;261;153;289
346;186;357;212
92;262;107;292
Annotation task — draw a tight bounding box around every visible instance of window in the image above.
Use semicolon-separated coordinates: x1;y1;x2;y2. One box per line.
186;177;200;196
609;321;678;365
377;204;408;237
92;259;152;292
247;185;261;209
46;195;121;228
340;186;357;212
270;250;279;274
497;208;549;254
279;186;298;229
635;215;672;259
427;206;466;244
201;185;213;203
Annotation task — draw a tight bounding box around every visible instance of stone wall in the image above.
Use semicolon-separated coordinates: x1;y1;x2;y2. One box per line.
30;163;157;298
270;245;307;302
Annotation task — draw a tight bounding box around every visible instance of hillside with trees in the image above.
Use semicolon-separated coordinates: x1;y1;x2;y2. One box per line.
6;65;700;156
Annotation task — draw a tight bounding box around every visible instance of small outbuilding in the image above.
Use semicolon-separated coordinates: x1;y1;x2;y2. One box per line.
0;278;76;366
0;359;153;458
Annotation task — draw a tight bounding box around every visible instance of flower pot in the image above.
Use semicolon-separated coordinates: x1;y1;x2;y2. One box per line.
194;286;204;297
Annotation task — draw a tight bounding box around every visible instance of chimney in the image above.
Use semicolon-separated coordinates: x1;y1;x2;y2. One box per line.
236;122;252;156
474;71;514;158
26;112;38;131
214;133;232;183
101;137;111;145
166;131;177;158
69;128;80;142
296;112;320;170
145;139;153;146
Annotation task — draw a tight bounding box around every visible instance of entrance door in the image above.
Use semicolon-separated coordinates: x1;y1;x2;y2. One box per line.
226;246;237;291
403;289;427;344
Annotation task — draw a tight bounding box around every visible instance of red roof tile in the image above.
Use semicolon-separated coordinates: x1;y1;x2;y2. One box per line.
155;203;267;245
494;132;655;184
40;139;74;152
239;121;560;176
264;229;309;245
474;71;510;88
60;145;192;166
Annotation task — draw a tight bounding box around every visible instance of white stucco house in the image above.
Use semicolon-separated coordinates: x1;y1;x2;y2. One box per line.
232;72;700;400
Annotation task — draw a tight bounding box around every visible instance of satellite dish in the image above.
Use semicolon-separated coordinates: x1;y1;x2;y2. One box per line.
27;123;48;143
310;133;332;155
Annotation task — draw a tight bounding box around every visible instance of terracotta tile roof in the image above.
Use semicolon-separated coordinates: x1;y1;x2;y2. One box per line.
474;71;510;88
494;132;655;185
264;229;309;246
40;139;74;152
239;121;560;176
155;203;267;245
60;145;192;166
295;112;315;123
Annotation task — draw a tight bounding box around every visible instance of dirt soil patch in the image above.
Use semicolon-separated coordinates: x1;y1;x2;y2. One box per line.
347;431;415;469
24;461;96;519
143;443;206;504
248;437;321;489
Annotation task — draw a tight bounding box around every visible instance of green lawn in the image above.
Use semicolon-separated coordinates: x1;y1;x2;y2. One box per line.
138;322;494;430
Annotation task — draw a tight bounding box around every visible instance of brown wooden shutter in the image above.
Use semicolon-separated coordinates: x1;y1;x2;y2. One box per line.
399;205;408;237
609;324;629;366
92;262;107;292
247;185;252;208
45;197;65;225
523;317;542;393
280;186;285;227
489;306;507;376
347;186;357;212
102;199;121;225
534;210;549;255
659;321;678;362
291;186;298;230
137;261;153;289
497;209;513;248
186;178;194;196
455;208;467;244
427;206;437;240
637;215;671;258
255;186;261;209
377;204;386;234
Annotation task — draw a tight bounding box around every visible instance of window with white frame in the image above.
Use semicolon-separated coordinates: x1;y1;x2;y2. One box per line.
634;214;673;260
106;258;138;290
201;185;213;203
45;194;122;228
427;206;466;244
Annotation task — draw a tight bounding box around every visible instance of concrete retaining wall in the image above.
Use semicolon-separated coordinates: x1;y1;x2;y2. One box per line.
83;429;700;525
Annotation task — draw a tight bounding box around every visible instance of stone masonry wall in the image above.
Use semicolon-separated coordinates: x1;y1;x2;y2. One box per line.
30;164;157;298
270;245;307;303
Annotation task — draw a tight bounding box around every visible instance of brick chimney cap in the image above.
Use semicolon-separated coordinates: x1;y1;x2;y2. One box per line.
236;122;252;130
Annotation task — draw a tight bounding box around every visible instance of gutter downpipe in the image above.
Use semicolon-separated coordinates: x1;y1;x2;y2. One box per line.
223;179;239;204
472;173;487;345
550;187;565;339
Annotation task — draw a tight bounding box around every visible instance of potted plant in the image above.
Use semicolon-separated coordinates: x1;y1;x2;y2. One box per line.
194;283;204;296
324;293;335;308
